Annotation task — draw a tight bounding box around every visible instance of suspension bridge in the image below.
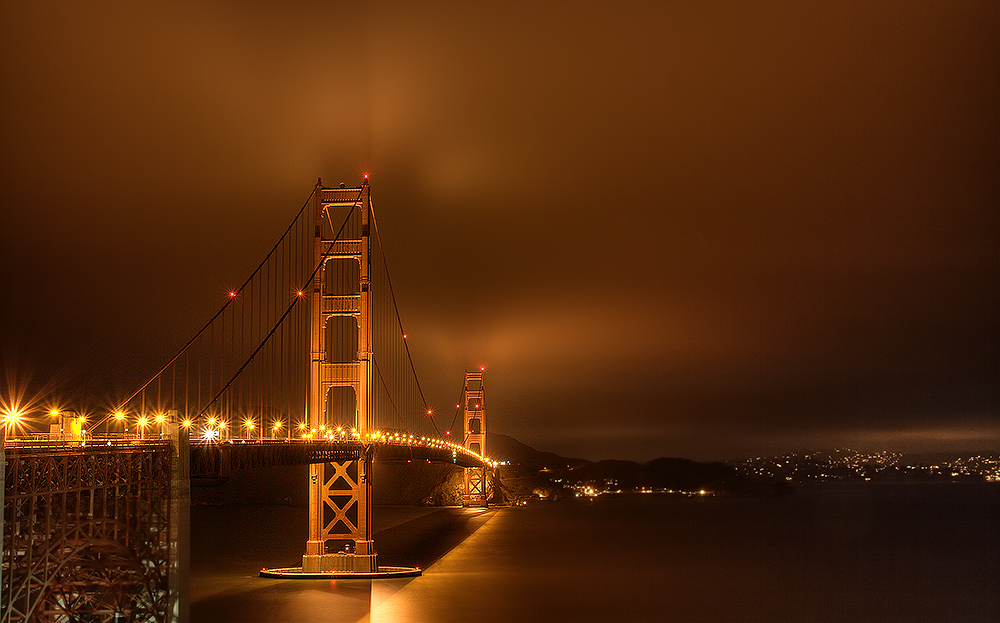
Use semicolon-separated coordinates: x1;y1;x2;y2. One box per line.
2;178;495;622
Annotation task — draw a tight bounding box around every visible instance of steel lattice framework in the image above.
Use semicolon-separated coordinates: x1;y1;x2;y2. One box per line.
2;442;178;623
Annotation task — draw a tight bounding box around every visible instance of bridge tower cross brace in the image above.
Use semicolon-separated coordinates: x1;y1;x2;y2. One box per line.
303;179;377;573
462;370;488;507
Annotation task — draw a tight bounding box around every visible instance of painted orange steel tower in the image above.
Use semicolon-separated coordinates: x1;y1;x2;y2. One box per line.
302;179;377;573
462;369;488;507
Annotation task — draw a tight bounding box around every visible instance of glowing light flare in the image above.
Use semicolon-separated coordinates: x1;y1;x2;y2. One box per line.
181;419;193;429
1;409;26;431
113;411;126;422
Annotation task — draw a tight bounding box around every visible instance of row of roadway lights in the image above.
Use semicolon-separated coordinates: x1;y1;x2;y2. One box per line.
1;408;289;441
0;408;116;436
2;409;493;464
198;416;271;441
0;408;165;438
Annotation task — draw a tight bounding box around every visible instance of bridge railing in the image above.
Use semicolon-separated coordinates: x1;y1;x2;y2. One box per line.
2;434;172;452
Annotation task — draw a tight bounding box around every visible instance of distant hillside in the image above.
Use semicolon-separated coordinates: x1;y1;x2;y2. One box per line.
487;432;590;471
489;434;789;496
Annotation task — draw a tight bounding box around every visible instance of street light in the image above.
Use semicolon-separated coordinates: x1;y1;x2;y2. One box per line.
243;418;255;440
272;421;282;439
113;410;126;436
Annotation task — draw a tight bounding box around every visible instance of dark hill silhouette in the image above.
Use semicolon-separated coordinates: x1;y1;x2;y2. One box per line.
487;432;589;472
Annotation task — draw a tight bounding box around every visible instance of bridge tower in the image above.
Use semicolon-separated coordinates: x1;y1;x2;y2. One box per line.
462;369;488;507
302;178;378;573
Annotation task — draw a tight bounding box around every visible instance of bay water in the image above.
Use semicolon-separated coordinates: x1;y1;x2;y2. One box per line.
191;482;998;622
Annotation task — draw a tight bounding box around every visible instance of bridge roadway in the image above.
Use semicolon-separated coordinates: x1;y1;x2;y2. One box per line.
2;433;488;474
189;436;486;477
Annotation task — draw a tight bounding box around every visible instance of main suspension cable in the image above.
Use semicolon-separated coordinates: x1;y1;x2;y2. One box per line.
109;188;318;421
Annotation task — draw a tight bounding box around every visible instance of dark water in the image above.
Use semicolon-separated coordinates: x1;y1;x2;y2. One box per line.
191;483;998;623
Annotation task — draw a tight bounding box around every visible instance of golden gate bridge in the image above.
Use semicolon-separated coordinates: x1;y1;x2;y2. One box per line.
2;178;495;622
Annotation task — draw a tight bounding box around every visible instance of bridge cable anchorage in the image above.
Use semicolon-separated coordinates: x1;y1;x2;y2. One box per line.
369;198;439;435
197;194;362;417
104;187;318;429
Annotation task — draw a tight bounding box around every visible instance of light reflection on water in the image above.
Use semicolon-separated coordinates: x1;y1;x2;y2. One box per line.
192;484;998;623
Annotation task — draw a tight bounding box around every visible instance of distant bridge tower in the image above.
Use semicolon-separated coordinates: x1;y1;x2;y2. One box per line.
302;179;377;573
462;369;488;507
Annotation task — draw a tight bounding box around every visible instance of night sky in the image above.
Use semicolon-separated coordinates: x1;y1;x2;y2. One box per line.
1;2;996;462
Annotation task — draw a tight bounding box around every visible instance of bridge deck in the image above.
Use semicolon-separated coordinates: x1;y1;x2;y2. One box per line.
189;438;484;476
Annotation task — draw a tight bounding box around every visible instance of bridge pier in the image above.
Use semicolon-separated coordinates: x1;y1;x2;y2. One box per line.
302;454;377;573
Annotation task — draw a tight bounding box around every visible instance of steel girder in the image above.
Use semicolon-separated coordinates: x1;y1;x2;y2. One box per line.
2;444;175;623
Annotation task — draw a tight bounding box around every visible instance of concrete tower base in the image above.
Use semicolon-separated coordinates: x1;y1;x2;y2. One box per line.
302;552;378;573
